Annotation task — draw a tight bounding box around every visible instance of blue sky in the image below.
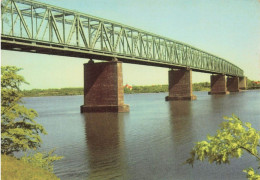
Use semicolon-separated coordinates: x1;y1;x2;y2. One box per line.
1;0;260;89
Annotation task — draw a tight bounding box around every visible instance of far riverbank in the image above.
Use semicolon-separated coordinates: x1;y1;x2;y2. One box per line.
22;82;210;97
22;81;259;97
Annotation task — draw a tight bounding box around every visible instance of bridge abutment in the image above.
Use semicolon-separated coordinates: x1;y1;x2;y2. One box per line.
227;76;240;92
239;77;247;90
165;69;197;101
80;60;129;113
208;74;229;95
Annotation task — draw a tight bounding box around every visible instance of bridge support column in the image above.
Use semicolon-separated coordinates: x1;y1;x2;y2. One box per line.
208;74;229;95
239;77;247;90
80;60;129;113
165;69;197;101
227;76;240;92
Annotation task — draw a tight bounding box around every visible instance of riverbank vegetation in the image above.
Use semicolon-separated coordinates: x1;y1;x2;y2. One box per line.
1;66;62;179
21;79;260;97
186;114;260;179
124;84;168;94
2;155;60;180
193;82;210;91
23;87;83;97
22;82;212;97
247;79;260;89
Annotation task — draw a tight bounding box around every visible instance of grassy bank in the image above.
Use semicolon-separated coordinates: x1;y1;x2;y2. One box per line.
1;155;59;180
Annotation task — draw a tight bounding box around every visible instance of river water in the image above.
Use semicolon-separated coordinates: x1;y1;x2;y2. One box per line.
23;90;260;180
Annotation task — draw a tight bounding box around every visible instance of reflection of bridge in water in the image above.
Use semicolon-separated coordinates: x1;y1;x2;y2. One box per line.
1;0;247;112
84;113;127;179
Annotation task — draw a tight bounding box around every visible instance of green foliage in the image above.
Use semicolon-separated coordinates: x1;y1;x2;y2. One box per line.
1;154;60;180
1;66;63;178
21;82;213;97
21;149;63;173
1;66;47;155
193;82;210;91
125;85;169;94
243;168;260;180
22;87;83;97
247;79;260;90
186;114;260;179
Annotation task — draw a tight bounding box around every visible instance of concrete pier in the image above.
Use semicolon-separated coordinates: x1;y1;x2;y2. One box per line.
80;60;129;113
165;69;196;101
208;74;229;95
239;77;247;90
227;76;240;92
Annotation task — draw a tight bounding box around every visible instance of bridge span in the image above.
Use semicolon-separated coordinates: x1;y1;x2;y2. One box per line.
1;0;246;112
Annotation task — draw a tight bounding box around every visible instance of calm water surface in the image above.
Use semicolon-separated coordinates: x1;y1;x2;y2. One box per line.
23;90;260;180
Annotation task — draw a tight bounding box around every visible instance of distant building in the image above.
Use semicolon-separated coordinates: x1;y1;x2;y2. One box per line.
124;84;132;90
252;81;260;85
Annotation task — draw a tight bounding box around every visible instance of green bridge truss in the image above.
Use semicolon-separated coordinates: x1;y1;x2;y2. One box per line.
1;0;244;77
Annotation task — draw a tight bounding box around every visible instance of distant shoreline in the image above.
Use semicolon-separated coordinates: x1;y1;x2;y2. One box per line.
22;80;260;98
21;88;260;98
21;82;258;97
22;83;211;97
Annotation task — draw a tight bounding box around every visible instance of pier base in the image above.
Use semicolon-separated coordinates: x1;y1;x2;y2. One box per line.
208;74;229;95
80;60;129;113
165;69;197;101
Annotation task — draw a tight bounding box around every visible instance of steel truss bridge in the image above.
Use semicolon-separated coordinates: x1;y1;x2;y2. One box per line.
1;0;244;77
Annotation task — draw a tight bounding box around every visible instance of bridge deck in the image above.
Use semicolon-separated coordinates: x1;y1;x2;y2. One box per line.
1;0;244;77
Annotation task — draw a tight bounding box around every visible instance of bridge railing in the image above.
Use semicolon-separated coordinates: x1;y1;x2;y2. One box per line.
1;0;244;77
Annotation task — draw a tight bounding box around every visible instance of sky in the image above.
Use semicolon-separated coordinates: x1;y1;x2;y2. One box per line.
1;0;260;90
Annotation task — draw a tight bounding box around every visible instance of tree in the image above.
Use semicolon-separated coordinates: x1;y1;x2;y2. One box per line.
186;114;260;179
21;149;63;173
1;66;47;155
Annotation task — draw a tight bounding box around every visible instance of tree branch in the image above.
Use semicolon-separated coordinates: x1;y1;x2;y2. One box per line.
239;145;260;161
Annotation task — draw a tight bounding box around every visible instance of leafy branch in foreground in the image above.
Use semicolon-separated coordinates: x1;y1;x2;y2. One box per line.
21;149;63;173
1;66;47;155
186;114;260;179
1;65;63;179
